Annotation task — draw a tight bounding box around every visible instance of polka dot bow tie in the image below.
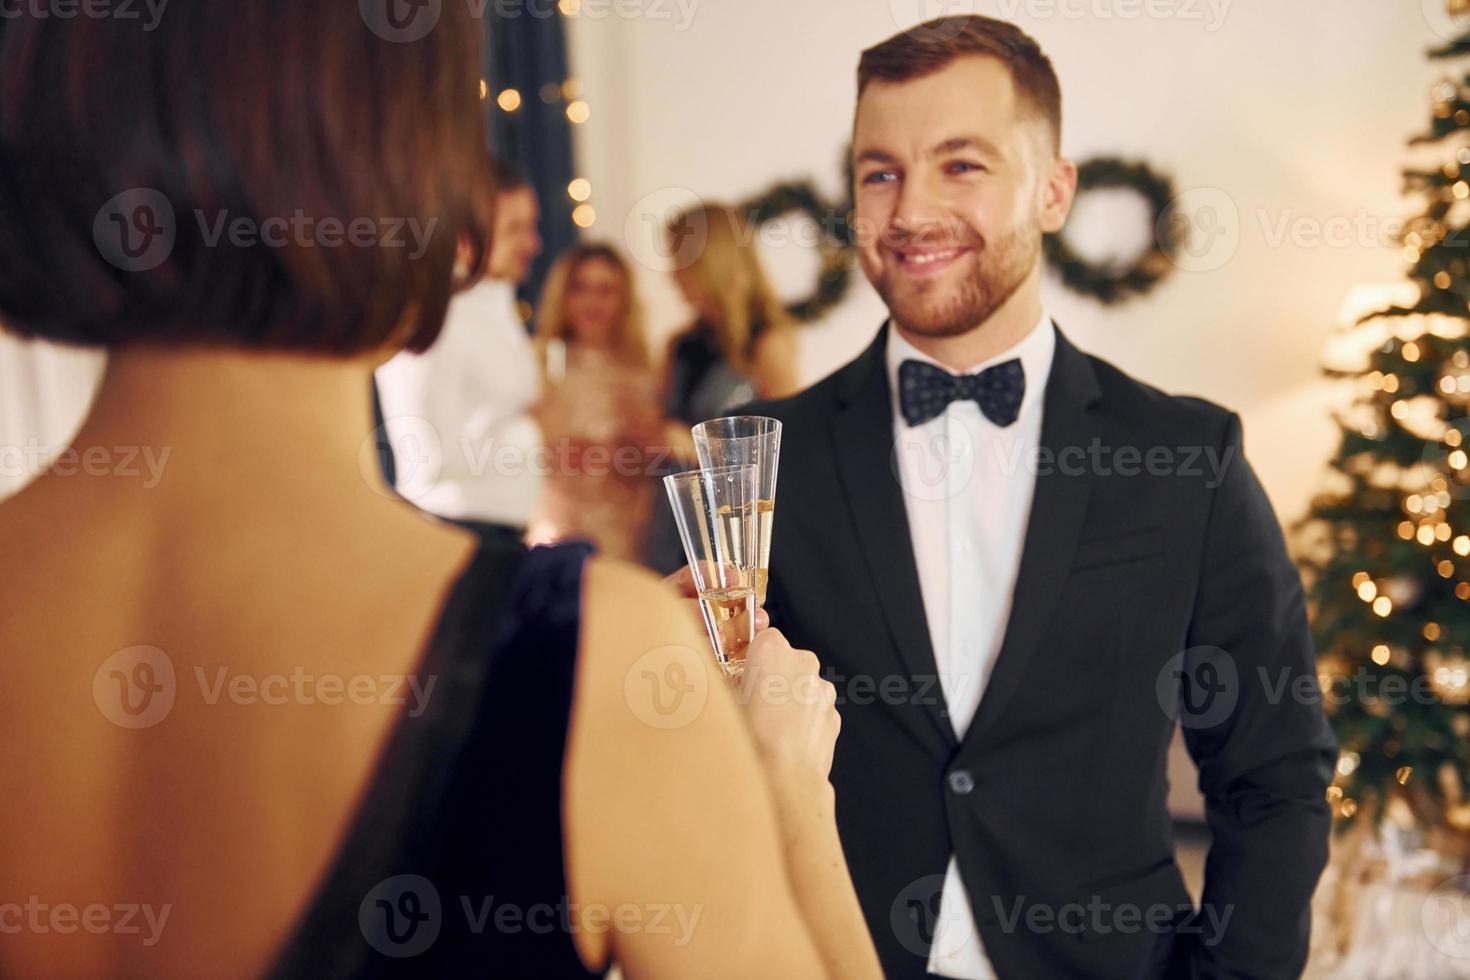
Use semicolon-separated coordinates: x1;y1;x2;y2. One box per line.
898;357;1026;428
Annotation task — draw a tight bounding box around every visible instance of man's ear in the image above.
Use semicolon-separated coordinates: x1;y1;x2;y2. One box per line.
1038;154;1078;236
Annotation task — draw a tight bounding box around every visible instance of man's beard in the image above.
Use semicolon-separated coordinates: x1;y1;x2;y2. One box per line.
870;219;1040;338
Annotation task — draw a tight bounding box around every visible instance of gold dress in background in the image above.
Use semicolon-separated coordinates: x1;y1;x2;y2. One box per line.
528;347;664;563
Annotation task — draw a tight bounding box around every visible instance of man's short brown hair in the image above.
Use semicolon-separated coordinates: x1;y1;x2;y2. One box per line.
858;16;1062;154
0;2;492;355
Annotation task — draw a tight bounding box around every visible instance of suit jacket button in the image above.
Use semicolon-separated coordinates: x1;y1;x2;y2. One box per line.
947;769;976;796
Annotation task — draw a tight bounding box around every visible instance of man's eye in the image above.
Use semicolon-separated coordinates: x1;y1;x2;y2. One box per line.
862;171;897;185
948;161;986;175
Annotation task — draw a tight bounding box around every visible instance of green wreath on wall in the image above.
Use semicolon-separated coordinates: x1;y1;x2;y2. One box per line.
739;180;855;323
738;155;1181;320
1041;156;1183;306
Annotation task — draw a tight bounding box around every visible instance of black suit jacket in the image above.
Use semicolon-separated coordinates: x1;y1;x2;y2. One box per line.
743;323;1336;980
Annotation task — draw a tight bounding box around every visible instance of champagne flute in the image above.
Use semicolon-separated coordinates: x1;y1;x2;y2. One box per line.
663;464;761;678
691;416;781;606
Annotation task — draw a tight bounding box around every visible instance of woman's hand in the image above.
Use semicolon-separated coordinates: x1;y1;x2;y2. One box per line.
661;569;835;780
736;629;840;783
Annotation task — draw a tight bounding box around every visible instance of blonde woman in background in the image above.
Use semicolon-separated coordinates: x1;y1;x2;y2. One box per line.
530;243;668;562
662;203;802;431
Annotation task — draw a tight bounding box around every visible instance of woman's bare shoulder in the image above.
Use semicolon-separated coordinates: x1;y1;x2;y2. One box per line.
576;557;709;687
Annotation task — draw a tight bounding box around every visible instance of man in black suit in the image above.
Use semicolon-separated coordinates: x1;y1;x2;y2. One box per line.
738;15;1336;980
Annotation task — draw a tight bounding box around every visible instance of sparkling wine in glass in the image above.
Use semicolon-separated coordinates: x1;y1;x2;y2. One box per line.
692;417;781;606
663;464;761;677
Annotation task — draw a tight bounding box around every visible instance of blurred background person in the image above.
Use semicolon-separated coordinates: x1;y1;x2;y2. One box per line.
662;203;802;434
529;243;668;562
643;204;804;574
374;159;545;545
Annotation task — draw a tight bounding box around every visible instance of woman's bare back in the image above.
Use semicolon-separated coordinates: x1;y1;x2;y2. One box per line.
0;353;481;977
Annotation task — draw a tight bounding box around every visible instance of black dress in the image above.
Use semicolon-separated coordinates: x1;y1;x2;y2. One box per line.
647;322;759;572
268;538;608;979
663;321;756;426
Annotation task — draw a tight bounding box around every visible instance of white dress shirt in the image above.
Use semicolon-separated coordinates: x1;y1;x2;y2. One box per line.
375;279;544;528
886;311;1056;980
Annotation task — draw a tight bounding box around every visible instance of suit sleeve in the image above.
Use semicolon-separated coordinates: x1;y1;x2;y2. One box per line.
1180;412;1337;979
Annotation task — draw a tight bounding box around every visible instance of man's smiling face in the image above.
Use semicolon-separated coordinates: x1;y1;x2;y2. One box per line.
853;55;1058;339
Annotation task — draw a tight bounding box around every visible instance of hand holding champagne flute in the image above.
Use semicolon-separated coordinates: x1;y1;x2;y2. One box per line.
738;628;841;780
665;416;782;677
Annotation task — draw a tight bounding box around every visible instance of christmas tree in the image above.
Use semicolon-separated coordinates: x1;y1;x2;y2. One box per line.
1295;17;1470;848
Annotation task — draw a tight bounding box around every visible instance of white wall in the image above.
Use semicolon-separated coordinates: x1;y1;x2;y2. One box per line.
0;334;105;503
565;0;1449;521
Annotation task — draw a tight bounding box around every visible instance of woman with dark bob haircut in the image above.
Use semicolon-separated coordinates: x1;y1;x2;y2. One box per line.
0;6;881;978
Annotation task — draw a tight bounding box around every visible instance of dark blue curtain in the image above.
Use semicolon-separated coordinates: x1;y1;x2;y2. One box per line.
373;11;577;491
484;8;577;311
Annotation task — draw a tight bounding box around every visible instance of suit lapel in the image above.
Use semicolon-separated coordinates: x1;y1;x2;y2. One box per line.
831;324;957;751
961;327;1101;748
